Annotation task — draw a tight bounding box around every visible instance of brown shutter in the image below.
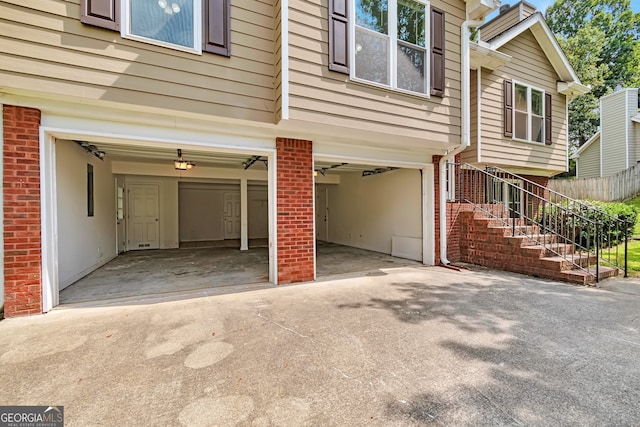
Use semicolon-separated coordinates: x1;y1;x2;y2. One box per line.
204;0;231;56
329;0;349;74
430;7;445;97
545;93;552;145
503;79;513;137
81;0;119;31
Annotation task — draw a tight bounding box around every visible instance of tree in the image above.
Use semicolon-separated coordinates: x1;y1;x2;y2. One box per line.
545;0;640;150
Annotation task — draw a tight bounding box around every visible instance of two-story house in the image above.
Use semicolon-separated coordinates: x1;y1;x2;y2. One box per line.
573;87;640;178
0;0;587;316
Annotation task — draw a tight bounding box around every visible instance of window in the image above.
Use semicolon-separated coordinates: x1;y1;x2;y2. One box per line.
81;0;230;56
513;82;544;143
123;0;201;53
353;0;429;95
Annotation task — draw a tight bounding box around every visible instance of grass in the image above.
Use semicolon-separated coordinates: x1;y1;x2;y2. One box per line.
602;196;640;277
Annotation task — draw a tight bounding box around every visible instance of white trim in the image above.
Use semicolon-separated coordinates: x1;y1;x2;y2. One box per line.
121;0;203;55
240;178;249;251
422;165;435;265
281;0;289;120
0;104;3;311
511;79;546;144
268;150;278;285
626;89;630;169
312;153;317;281
40;131;58;312
350;0;431;97
39;120;279;309
477;67;482;163
600;97;603;177
565;95;569;171
488;13;581;84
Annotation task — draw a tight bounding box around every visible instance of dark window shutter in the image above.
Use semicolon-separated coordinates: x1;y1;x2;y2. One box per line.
503;79;513;137
329;0;349;74
81;0;119;31
545;93;552;145
204;0;231;56
430;7;445;97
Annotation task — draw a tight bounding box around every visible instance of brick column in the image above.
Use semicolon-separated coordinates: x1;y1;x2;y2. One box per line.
276;138;314;284
3;105;42;317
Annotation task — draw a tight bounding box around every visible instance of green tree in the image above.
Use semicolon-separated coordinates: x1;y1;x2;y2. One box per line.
545;0;640;150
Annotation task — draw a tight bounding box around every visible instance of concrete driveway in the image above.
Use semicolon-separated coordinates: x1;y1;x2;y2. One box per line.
1;266;639;426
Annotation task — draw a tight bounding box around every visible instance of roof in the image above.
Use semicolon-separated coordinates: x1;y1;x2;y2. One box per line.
572;131;600;159
484;13;589;95
477;0;537;30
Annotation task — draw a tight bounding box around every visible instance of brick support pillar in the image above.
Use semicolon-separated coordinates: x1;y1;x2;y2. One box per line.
276;138;314;284
3;105;42;317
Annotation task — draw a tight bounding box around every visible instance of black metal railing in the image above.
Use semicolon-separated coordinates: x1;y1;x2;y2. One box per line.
446;163;630;281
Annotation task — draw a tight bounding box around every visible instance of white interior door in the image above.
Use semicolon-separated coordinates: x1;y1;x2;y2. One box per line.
315;186;328;241
224;191;241;239
128;184;160;250
116;182;126;254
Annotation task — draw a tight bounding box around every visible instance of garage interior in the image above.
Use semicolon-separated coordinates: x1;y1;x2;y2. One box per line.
56;140;424;305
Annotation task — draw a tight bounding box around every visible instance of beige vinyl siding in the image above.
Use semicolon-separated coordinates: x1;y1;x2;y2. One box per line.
478;30;567;174
479;7;520;41
286;0;465;145
0;0;276;123
601;91;630;176
461;69;479;163
521;2;536;19
576;135;601;178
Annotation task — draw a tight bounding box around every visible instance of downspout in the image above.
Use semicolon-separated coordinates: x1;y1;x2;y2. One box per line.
439;15;484;265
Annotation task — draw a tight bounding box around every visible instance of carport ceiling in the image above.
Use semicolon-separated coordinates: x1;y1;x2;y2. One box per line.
314;161;402;174
73;141;263;169
73;140;403;173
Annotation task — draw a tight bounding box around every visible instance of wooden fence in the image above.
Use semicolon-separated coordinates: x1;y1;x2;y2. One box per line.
550;164;640;201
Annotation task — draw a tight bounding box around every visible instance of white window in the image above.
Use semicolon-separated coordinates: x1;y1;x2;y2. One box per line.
513;82;544;143
352;0;429;95
122;0;202;54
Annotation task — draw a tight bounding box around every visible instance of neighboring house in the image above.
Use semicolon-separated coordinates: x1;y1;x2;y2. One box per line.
0;0;586;317
573;88;640;178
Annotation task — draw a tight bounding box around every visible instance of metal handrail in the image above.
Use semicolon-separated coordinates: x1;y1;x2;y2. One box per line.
448;163;629;280
485;165;630;277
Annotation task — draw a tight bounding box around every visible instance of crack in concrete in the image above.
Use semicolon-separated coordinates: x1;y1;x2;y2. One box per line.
253;312;373;391
469;384;523;426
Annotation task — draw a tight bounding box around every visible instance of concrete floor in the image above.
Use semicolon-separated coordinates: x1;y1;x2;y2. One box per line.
60;242;421;305
2;267;639;426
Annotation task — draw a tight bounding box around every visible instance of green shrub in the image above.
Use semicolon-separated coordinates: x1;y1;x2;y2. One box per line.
537;200;638;249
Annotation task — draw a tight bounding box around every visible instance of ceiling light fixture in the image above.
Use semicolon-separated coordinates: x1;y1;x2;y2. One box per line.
174;149;195;170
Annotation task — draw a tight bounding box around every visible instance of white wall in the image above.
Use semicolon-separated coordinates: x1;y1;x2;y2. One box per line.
125;175;179;249
324;169;422;255
178;182;268;241
56;140;116;289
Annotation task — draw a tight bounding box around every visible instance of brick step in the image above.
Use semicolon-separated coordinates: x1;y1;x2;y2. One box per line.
522;242;575;257
560;266;619;286
539;254;598;271
505;234;561;246
490;225;541;237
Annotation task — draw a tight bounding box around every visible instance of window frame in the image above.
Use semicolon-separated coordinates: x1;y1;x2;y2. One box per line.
511;80;546;144
350;0;431;97
121;0;203;54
